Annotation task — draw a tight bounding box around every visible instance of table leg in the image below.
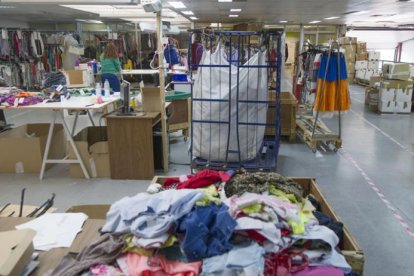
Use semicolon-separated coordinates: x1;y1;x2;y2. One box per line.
87;110;95;126
59;111;90;179
71;111;79;137
39;111;57;180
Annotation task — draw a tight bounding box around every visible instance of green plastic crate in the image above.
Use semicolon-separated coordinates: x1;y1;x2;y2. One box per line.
165;91;191;101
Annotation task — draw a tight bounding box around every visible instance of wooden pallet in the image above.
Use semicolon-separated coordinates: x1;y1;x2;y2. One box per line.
355;78;369;87
296;115;342;152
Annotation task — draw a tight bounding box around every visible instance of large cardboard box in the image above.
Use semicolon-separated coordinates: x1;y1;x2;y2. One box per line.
367;51;380;61
342;44;357;63
338;36;357;45
356;52;368;61
370;76;381;87
381;79;413;89
356;69;366;80
356;42;367;53
68;126;110;178
383;63;410;80
367;61;379;70
0;229;35;276
346;62;355;73
66;205;110;219
151;176;365;275
355;60;368;70
0;124;65;173
265;92;297;141
379;101;397;113
395;101;412;113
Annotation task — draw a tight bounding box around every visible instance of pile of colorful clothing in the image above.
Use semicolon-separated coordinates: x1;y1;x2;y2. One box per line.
52;171;358;276
0;88;44;107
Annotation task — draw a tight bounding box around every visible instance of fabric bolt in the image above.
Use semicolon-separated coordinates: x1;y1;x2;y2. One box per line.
51;234;125;276
101;189;204;238
225;172;304;201
176;204;237;262
201;242;265;276
126;253;201;276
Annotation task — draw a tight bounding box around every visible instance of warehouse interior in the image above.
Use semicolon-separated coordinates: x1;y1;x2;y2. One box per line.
1;1;414;276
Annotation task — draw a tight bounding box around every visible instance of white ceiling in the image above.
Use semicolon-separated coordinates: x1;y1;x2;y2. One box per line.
0;0;413;27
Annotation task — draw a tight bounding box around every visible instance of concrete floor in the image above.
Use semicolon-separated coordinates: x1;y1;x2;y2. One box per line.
1;84;414;276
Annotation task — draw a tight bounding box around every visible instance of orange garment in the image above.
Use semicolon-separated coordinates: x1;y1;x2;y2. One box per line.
314;79;350;112
126;253;201;276
16;92;37;97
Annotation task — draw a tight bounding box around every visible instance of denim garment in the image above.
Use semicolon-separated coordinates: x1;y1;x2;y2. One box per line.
176;204;237;262
102;189;204;238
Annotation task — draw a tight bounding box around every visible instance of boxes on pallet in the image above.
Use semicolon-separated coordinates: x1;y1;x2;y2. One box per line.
365;87;379;105
383;63;410;80
346;62;355;73
356;69;366;80
367;61;379;70
342;44;357;63
355;60;368;70
368;51;380;61
379;101;396;113
356;42;367;53
396;87;413;102
364;70;374;81
395;101;412;113
379;79;413;102
356;52;368;61
338;36;357;44
410;64;414;78
370;76;382;87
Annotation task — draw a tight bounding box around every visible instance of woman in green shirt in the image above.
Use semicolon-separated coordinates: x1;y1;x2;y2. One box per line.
100;43;121;92
100;43;121;75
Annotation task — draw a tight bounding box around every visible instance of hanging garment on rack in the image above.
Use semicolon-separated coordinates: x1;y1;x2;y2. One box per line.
191;42;203;69
192;45;268;162
30;32;44;57
314;53;350;112
310;53;321;94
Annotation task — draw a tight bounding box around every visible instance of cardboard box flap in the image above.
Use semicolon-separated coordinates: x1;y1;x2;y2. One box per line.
0;229;35;276
90;141;109;154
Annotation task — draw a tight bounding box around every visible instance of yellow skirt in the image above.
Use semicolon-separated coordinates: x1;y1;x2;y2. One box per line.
314;79;350;112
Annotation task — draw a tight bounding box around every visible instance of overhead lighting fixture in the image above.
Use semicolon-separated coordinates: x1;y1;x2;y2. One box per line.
230;8;241;12
210;22;222;27
229;14;239;17
280;20;288;23
168;1;186;9
218;0;233;2
0;5;15;9
352;11;369;15
309;20;321;24
190;16;198;20
324;16;340;20
76;19;103;24
182;10;194;15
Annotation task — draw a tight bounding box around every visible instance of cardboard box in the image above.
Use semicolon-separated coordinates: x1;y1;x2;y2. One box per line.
396;87;413;102
379;101;397;113
364;70;374;81
66;205;110;219
395;101;412;113
0;204;56;218
355;61;368;70
0;124;65;173
383;63;410;80
0;229;35;276
356;42;367;53
368;51;380;61
379;88;396;102
68;126;110;178
410;65;414;78
266;92;297;141
346;62;355;72
151;175;365;275
381;79;413;89
370;76;381;87
338;36;357;45
365;87;379;106
356;69;366;80
356;52;368;61
368;61;379;70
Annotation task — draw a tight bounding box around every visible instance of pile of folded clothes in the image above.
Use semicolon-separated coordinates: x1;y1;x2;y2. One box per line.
0;88;44;106
52;170;358;276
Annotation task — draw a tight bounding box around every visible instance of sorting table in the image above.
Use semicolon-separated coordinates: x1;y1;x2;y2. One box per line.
0;96;120;179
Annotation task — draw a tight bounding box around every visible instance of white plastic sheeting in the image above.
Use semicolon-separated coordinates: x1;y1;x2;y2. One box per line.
192;45;268;162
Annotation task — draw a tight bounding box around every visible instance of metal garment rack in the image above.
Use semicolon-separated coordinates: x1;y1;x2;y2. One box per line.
189;29;284;172
297;41;343;152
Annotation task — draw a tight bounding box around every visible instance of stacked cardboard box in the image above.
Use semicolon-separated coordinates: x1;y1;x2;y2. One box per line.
354;43;381;83
379;79;413;113
339;37;357;84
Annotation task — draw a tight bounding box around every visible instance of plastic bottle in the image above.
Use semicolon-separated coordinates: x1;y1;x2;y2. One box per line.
95;82;102;96
104;80;110;96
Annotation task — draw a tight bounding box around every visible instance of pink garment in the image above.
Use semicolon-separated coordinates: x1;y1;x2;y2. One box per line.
126;253;201;276
90;264;123;276
290;266;344;276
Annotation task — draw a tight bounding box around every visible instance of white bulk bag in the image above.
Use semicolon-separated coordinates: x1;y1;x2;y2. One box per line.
192;45;268;162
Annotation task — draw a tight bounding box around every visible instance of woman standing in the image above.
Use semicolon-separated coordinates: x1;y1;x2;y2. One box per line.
100;43;121;75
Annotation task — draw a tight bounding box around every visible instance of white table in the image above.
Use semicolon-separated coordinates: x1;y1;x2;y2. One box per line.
121;69;159;75
0;95;120;179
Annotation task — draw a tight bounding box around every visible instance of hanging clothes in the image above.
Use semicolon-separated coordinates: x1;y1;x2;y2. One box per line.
314;53;350;112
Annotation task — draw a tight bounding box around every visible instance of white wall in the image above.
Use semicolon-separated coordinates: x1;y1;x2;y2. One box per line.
401;39;414;63
0;18;29;28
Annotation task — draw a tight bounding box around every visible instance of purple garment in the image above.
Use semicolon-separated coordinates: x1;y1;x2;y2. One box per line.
0;95;43;106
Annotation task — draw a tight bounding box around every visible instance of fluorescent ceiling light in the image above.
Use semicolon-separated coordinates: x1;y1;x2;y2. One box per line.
309;20;321;24
280;20;288;23
168;1;186;9
0;5;15;8
76;19;103;24
210;22;222;27
230;8;241;12
324;16;339;20
229;14;239;17
352;11;369;15
182;11;194;15
218;0;232;2
190;16;198;20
